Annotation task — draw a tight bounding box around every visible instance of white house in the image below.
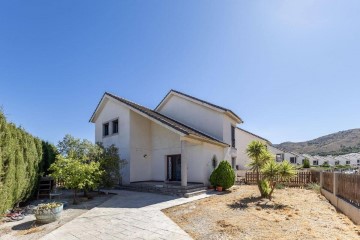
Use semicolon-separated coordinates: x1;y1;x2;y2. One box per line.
268;146;304;165
90;90;271;186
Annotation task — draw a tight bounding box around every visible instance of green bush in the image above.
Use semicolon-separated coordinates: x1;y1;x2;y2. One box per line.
209;160;235;190
303;158;310;168
0;111;57;213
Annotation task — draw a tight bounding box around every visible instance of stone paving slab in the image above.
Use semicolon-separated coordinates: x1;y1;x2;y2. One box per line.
40;190;216;240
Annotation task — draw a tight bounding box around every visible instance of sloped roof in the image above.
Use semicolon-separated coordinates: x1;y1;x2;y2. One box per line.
155;89;243;123
90;92;229;147
236;127;271;144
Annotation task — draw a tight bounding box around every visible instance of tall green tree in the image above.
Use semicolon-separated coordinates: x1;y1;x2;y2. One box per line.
0;111;56;213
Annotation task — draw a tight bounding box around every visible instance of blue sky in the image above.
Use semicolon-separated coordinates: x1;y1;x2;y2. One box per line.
1;1;360;145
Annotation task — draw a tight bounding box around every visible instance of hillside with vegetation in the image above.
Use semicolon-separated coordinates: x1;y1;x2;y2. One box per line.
275;128;360;156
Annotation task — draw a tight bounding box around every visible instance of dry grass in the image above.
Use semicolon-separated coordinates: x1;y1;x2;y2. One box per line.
163;185;360;240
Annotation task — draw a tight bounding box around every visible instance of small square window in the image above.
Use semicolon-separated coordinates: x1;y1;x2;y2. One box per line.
290;157;297;164
346;160;350;165
313;160;318;165
276;154;284;162
103;123;109;136
112;119;118;134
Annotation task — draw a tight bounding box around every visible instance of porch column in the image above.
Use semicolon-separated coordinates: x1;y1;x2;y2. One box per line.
181;140;188;187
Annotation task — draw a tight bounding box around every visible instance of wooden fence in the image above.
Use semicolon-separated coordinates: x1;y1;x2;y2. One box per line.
245;171;312;186
337;174;360;207
323;172;334;193
310;171;320;183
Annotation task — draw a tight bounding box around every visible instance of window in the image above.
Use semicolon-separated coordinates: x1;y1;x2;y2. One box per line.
103;123;109;136
112;119;118;134
357;160;360;166
231;125;235;148
231;157;236;169
346;160;350;165
335;161;340;165
290;157;297;164
276;154;284;162
313;160;318;166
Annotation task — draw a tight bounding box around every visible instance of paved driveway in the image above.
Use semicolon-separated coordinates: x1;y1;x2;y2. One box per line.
40;190;213;240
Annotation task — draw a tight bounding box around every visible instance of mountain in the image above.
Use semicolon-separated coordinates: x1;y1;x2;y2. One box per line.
274;129;360;156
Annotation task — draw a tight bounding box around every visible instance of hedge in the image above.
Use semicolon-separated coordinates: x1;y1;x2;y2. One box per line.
0;111;57;213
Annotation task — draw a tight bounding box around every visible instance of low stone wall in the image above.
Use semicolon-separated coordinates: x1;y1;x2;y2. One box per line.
320;172;360;224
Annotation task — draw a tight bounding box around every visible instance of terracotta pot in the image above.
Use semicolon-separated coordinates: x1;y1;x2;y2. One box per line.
216;186;223;192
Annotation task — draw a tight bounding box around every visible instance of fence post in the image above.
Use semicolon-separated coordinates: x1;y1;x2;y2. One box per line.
333;172;339;196
320;171;323;188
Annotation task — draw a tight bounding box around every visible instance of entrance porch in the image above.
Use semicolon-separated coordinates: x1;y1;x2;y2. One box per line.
117;181;206;197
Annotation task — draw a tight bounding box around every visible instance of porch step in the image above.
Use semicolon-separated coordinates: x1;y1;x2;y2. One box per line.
116;183;207;197
184;189;207;198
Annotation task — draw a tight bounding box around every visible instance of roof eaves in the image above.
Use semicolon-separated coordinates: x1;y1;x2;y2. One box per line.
237;127;271;144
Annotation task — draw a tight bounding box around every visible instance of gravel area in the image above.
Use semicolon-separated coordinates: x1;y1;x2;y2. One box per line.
0;191;113;240
163;185;360;240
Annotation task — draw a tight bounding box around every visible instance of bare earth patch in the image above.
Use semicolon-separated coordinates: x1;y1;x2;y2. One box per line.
163;185;360;240
0;191;113;240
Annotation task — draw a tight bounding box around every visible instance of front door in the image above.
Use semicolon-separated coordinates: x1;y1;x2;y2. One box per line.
167;155;181;181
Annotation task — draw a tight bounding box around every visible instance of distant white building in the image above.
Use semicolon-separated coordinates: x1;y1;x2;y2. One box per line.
268;146;303;165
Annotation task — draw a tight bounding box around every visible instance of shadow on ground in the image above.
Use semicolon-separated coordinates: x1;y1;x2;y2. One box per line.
227;196;288;210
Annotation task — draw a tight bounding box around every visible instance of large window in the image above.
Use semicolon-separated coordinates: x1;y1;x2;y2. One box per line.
290;157;297;164
103;122;109;136
112;119;119;134
231;125;235;148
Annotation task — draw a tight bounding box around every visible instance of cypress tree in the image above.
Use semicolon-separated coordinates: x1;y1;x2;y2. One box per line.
0;111;56;213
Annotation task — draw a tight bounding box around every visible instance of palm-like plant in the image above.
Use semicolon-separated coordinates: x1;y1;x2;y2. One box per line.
261;160;296;199
246;141;271;196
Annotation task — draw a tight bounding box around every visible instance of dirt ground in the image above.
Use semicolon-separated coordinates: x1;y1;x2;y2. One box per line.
163;185;360;240
0;191;113;240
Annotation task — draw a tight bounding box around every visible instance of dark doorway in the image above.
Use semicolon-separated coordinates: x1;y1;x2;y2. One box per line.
167;154;181;181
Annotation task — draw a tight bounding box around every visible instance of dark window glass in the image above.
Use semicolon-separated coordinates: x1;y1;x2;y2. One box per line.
231;125;235;147
103;123;109;136
290;157;297;164
112;119;118;134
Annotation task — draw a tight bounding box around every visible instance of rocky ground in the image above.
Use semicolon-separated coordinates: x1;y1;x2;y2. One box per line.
163;185;360;240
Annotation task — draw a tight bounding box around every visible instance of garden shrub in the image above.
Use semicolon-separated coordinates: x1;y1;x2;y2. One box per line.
209;160;235;190
302;158;310;168
0;111;57;213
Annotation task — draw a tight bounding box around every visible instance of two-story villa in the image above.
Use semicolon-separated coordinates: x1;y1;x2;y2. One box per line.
90;90;270;186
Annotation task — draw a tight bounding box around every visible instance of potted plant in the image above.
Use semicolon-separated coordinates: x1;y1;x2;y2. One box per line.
34;202;63;224
216;186;223;192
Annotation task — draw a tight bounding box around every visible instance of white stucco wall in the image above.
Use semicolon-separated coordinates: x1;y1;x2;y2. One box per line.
94;98;131;184
129;111;152;182
150;122;182;181
235;128;268;170
157;95;225;140
183;141;224;184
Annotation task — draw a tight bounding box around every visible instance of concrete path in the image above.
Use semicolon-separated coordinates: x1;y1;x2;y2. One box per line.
40;190;214;240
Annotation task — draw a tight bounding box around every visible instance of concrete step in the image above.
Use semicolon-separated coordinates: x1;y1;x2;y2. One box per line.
184;189;207;198
116;185;207;197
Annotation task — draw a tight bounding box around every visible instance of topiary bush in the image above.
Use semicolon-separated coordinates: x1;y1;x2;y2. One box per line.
209;160;235;190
